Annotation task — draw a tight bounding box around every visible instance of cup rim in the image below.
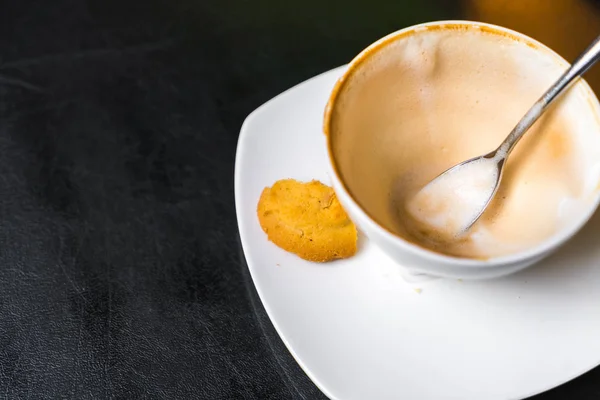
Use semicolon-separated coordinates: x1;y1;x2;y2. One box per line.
323;19;600;267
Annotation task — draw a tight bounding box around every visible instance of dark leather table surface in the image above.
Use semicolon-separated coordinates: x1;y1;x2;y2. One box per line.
2;0;600;398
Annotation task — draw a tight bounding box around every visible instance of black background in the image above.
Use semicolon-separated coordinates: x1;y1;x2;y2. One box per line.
1;0;600;398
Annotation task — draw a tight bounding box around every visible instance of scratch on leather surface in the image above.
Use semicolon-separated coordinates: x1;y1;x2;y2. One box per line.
0;75;42;92
0;40;175;70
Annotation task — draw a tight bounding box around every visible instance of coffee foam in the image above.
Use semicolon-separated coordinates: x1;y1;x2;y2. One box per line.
406;156;500;239
330;25;600;258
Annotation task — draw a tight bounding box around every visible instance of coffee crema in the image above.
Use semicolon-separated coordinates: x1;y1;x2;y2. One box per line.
329;24;600;258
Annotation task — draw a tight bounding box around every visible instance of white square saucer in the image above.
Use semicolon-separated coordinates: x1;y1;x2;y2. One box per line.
235;66;600;400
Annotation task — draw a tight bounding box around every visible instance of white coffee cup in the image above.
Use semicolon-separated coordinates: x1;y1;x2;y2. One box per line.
324;20;600;280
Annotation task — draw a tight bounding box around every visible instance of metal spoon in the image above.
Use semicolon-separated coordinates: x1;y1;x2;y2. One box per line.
414;34;600;236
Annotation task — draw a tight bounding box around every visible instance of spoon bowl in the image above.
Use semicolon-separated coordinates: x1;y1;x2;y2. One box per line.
407;151;505;237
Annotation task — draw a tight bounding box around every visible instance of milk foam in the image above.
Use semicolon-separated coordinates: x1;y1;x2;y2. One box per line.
407;157;499;238
331;24;600;258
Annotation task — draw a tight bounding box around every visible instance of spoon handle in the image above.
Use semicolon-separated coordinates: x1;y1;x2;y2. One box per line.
499;34;600;156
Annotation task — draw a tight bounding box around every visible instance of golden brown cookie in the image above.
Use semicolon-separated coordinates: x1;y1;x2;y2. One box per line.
257;179;358;262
